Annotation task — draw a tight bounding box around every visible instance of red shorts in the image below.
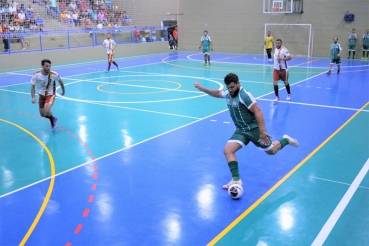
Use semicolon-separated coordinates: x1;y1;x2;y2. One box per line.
273;69;288;82
107;53;114;61
38;94;56;108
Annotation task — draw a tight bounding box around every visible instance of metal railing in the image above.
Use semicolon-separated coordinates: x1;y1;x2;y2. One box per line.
0;26;168;54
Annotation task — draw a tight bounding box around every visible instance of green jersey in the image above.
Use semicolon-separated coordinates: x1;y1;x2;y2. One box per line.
348;33;357;46
201;35;212;49
330;43;342;59
222;87;258;131
363;33;369;46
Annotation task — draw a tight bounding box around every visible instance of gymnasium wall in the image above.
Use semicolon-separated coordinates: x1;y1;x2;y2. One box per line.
176;0;368;57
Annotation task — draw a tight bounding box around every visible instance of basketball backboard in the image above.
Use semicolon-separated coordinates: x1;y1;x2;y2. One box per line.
263;0;293;14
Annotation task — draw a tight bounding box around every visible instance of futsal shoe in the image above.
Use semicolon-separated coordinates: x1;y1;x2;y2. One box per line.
273;97;280;102
52;117;58;132
286;94;291;101
326;70;331;75
223;179;243;189
283;134;299;147
104;70;109;73
117;66;119;71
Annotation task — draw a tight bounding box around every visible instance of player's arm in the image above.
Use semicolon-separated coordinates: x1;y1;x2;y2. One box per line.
112;43;117;50
248;102;271;145
58;78;65;96
210;40;213;51
31;84;36;103
338;45;342;56
194;82;222;98
199;41;202;50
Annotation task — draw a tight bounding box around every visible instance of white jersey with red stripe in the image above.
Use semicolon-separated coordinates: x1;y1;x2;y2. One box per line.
31;70;61;96
273;46;290;70
103;39;116;54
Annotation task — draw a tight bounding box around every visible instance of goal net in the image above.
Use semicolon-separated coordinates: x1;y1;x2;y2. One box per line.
264;24;313;57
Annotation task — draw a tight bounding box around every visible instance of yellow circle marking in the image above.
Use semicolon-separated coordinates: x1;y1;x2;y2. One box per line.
0;119;56;246
97;80;182;94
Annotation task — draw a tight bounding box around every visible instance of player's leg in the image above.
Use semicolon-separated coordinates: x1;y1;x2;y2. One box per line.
352;46;356;59
273;69;280;101
111;54;119;70
203;51;207;65
106;54;112;72
348;47;351;59
362;46;365;60
207;53;211;65
282;69;291;100
327;59;334;74
39;95;57;131
222;131;249;189
266;134;299;155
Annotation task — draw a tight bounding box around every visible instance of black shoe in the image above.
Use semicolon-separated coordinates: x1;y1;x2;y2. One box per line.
326;70;331;75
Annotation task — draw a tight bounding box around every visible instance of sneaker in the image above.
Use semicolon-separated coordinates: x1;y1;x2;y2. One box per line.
52;117;58;132
117;66;119;71
27;41;30;46
208;62;211;65
204;62;207;66
104;70;109;73
347;57;350;59
286;94;291;101
283;134;299;147
22;48;26;50
222;179;243;189
362;57;365;60
273;97;280;102
326;70;331;75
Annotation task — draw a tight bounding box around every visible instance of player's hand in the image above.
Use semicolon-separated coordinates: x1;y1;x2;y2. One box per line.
194;82;203;90
337;54;340;57
199;46;201;50
258;130;271;146
32;97;36;104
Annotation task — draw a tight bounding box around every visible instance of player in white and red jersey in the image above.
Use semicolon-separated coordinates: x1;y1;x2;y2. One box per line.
102;32;119;72
273;39;292;101
30;59;65;132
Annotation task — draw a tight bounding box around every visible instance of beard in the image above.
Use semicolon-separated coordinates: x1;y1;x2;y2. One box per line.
229;88;240;97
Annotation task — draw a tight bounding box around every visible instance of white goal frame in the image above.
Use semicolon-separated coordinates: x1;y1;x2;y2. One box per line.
264;24;313;57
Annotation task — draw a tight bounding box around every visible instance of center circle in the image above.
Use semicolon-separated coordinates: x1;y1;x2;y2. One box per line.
96;80;182;94
57;74;223;104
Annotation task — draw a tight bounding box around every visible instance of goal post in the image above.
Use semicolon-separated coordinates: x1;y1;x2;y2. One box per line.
264;24;313;57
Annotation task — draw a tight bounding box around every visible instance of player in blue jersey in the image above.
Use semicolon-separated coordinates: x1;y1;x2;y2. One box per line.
194;73;299;190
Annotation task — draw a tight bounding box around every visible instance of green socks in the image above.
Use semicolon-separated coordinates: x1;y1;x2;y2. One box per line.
279;138;289;150
228;161;240;180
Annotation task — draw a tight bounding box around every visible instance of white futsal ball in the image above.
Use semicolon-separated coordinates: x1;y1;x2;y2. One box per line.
228;184;243;199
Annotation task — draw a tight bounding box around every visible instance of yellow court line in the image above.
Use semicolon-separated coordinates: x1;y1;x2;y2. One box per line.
207;101;369;246
0;119;56;246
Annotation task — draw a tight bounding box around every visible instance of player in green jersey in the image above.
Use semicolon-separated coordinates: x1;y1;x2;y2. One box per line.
199;30;213;66
362;29;369;60
348;29;357;59
327;37;342;75
194;73;299;189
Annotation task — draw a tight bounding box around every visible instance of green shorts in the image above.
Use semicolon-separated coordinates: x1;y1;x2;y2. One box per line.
229;128;273;151
202;48;210;54
348;45;356;51
330;58;341;64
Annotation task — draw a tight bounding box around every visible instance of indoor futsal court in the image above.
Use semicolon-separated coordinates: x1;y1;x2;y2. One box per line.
0;52;368;246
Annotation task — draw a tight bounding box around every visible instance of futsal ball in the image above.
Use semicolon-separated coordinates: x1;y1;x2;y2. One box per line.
228;184;243;200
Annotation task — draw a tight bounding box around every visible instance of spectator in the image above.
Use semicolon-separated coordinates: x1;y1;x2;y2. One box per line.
29;22;38;31
26;4;34;13
72;10;80;26
80;0;87;10
19;24;29;50
65;11;73;26
60;0;66;10
144;28;150;42
133;26;140;42
85;18;92;36
69;1;77;11
2;5;10;18
17;10;25;21
9;3;16;21
11;0;18;9
168;34;176;49
2;22;9;52
35;15;44;29
50;0;57;12
20;4;26;13
90;10;97;21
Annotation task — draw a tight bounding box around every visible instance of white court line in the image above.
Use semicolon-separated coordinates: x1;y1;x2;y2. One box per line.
7;72;33;77
0;85;283;198
0;88;201;119
311;176;369;190
257;98;369;112
311;158;369;246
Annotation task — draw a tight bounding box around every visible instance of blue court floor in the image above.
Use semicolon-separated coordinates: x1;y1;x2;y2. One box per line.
0;51;368;246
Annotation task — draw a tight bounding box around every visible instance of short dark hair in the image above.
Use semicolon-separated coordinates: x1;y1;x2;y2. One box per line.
224;73;239;85
204;30;208;33
276;39;282;43
41;59;51;66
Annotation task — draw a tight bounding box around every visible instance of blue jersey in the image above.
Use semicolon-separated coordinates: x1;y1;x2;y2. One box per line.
201;35;212;49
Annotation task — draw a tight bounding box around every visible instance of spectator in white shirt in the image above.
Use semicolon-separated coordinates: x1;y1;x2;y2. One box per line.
18;10;25;21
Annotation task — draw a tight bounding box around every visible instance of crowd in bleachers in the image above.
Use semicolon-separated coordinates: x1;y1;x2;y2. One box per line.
1;0;134;51
44;0;132;29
